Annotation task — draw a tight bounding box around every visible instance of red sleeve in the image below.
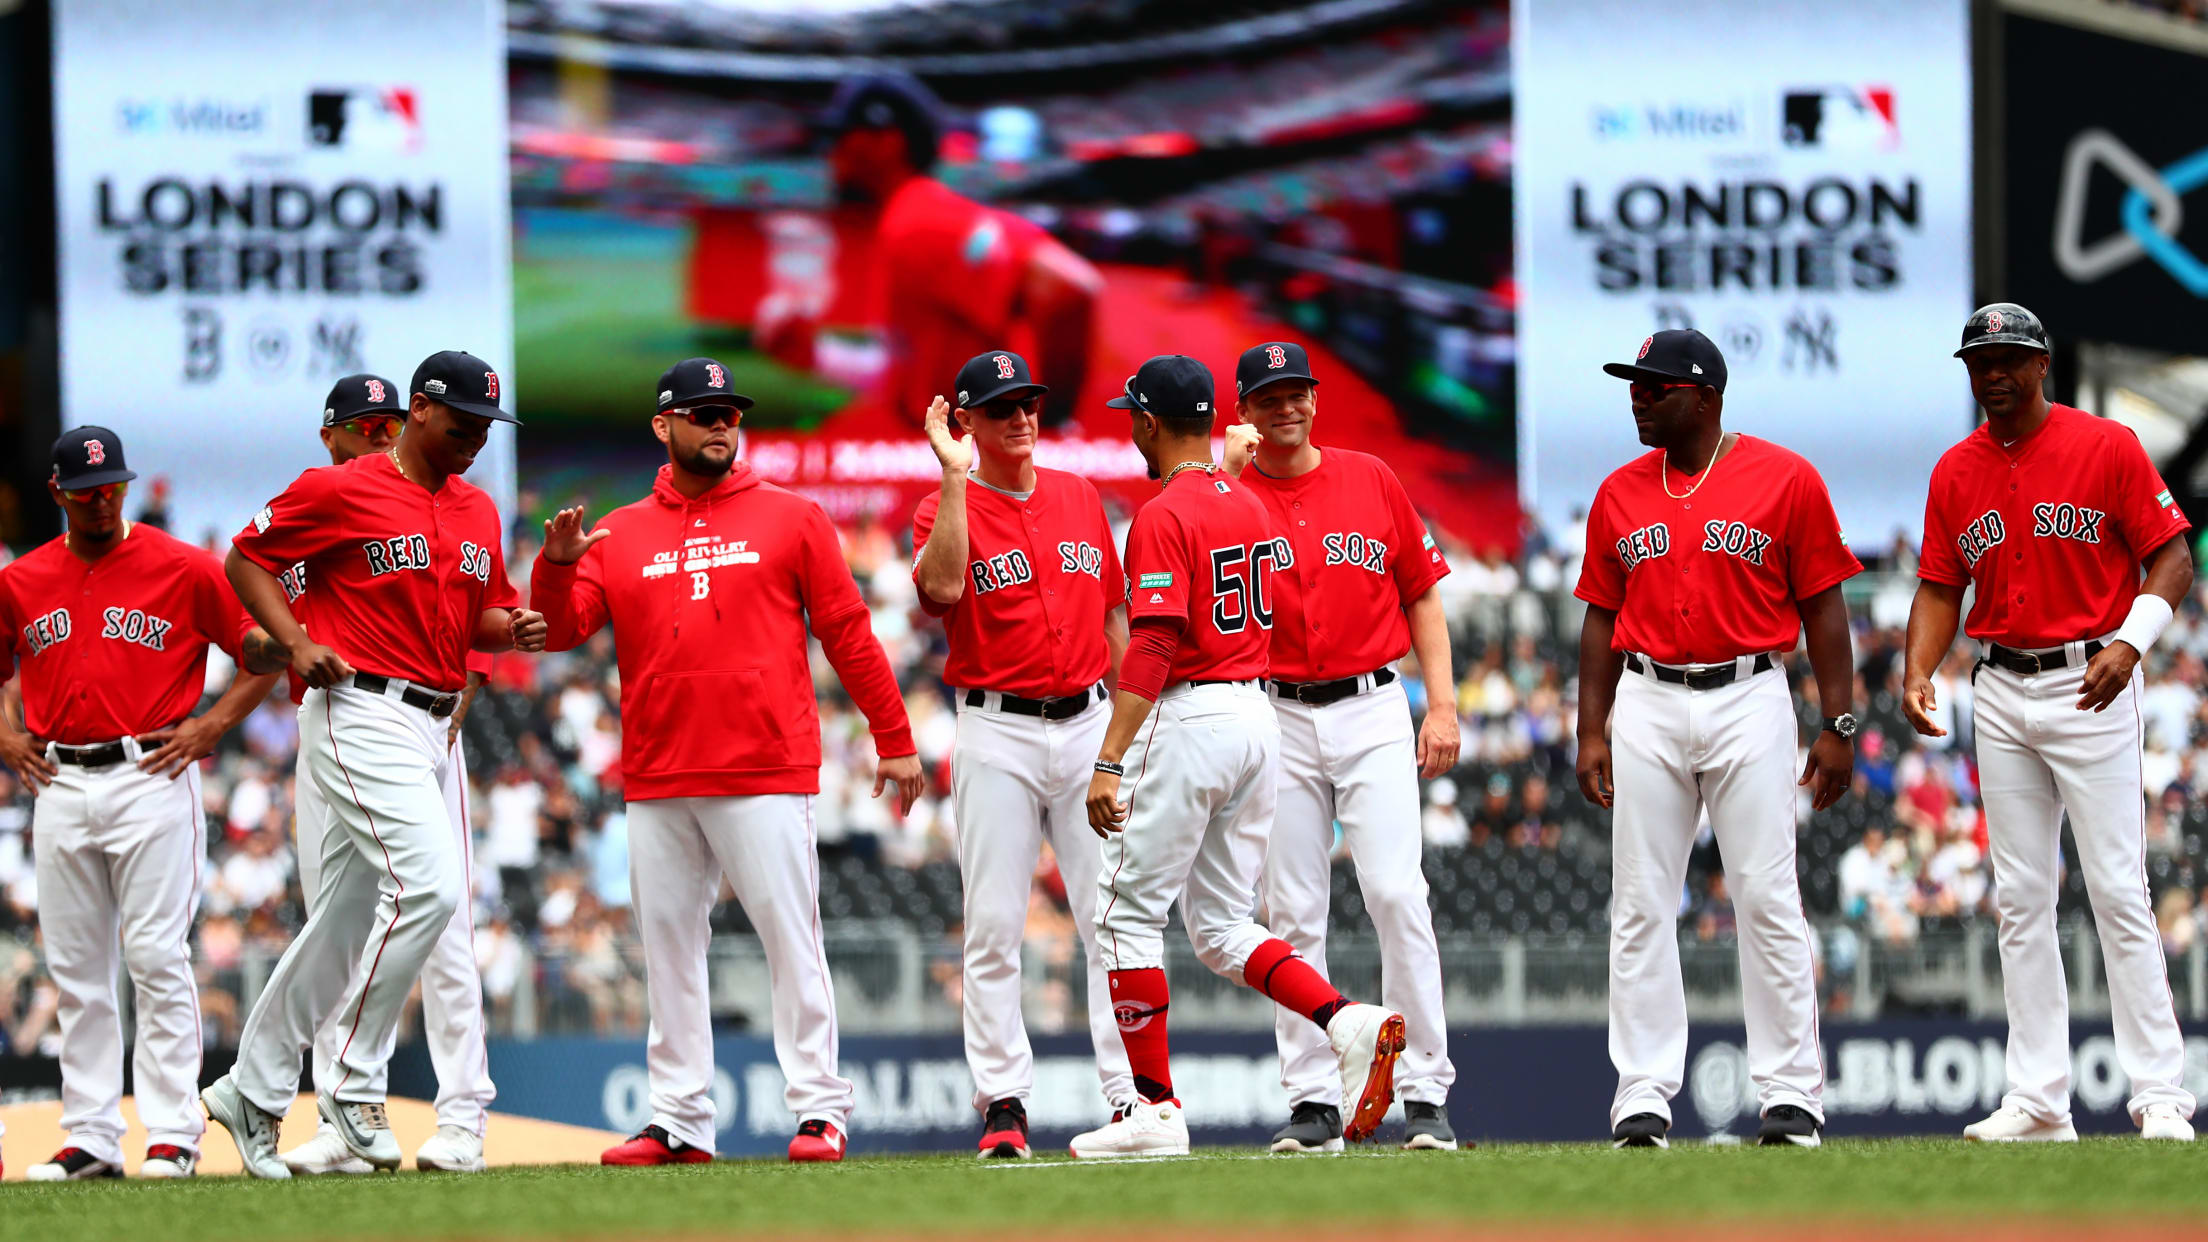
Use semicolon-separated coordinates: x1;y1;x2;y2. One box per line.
0;569;21;670
189;550;247;661
1382;466;1446;604
799;507;915;757
1573;481;1628;610
530;534;612;653
2108;424;2192;559
1117;614;1183;702
1785;462;1862;600
1123;505;1191;623
1916;462;1967;586
896;202;1040;338
910;491;954;619
466;650;494;678
232;468;342;574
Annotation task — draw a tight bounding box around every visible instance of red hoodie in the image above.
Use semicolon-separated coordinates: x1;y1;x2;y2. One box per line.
531;462;915;800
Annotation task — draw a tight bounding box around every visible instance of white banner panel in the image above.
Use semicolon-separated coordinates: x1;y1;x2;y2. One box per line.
1514;0;1972;547
54;0;514;544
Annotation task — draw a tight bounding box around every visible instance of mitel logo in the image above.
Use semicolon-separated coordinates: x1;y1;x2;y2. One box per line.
118;97;268;137
1782;86;1897;150
1592;100;1746;143
308;87;421;154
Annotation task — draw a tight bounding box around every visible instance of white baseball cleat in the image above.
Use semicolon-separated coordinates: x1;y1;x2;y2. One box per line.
282;1125;377;1176
202;1074;292;1180
2139;1104;2195;1142
1962;1105;2078;1143
1069;1099;1190;1159
1325;1003;1406;1144
318;1091;403;1170
25;1147;122;1181
416;1124;489;1172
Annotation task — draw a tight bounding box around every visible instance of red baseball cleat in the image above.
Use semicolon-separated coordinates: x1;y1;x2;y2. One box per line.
601;1125;712;1166
977;1098;1031;1159
788;1119;846;1163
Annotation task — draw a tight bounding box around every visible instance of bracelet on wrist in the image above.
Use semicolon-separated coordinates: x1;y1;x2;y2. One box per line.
1094;760;1126;777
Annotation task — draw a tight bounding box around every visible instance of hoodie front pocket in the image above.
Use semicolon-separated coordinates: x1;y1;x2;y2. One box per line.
627;668;789;775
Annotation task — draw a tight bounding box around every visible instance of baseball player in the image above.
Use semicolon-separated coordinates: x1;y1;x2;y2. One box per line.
533;358;922;1166
1573;329;1858;1149
1905;303;2197;1143
203;351;543;1179
1219;342;1461;1152
1074;355;1404;1159
235;374;497;1175
912;350;1136;1158
0;427;277;1181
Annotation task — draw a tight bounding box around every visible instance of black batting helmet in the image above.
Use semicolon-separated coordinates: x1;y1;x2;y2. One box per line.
1954;303;2049;358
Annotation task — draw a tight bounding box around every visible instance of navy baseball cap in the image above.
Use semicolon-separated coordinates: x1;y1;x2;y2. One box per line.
412;350;517;423
819;73;941;168
1235;341;1318;397
323;373;403;427
53;425;138;489
1602;329;1728;394
657;357;755;412
955;350;1047;408
1107;355;1215;422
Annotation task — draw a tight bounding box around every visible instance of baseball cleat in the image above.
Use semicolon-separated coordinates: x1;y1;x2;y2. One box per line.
1325;1003;1406;1143
318;1091;403;1170
977;1098;1031;1160
1070;1098;1190;1159
2139;1104;2195;1142
202;1074;291;1180
139;1145;196;1178
1268;1101;1344;1154
416;1124;489;1172
1962;1105;2077;1143
1401;1101;1461;1151
601;1125;712;1166
1756;1104;1823;1148
1611;1112;1670;1149
283;1126;377;1176
789;1119;847;1163
25;1147;123;1181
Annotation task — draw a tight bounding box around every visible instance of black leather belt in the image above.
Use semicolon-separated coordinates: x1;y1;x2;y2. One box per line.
50;739;132;766
1625;652;1774;691
1189;678;1258;688
352;672;462;718
1986;641;2102;676
1269;666;1397;706
965;683;1106;721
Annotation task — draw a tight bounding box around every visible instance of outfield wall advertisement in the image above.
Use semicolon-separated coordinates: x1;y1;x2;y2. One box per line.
53;0;514;541
1513;0;1974;545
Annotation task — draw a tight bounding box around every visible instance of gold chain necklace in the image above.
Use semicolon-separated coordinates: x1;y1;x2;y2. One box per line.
1161;460;1218;488
1662;433;1733;500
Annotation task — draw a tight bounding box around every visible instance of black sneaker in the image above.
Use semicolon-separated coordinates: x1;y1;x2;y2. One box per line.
26;1147;124;1181
1757;1104;1823;1148
1402;1101;1461;1151
1269;1101;1345;1154
978;1098;1031;1159
1611;1112;1670;1149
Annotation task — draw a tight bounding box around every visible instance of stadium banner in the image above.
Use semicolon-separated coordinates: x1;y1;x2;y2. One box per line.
51;0;515;542
2002;13;2208;357
1512;0;1973;545
389;1022;2208;1153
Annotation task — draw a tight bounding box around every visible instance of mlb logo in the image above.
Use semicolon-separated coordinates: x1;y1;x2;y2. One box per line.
308;87;421;153
1781;86;1896;150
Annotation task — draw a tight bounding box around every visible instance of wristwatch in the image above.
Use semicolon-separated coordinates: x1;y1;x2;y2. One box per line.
1822;713;1859;740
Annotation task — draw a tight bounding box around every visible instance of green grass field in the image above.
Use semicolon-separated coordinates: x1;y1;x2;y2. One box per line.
5;1142;2203;1242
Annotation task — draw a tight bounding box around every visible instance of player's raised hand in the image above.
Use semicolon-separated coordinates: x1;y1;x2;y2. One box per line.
139;714;227;779
1416;704;1460;779
924;397;972;472
0;728;56;791
1223;423;1261;477
873;752;924;816
292;639;354;689
1900;675;1947;737
2077;640;2143;713
1575;735;1614;809
541;506;610;567
1798;729;1853;811
1087;768;1129;835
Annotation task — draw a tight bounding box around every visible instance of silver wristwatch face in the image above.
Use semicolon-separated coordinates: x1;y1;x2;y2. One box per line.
1829;713;1859;738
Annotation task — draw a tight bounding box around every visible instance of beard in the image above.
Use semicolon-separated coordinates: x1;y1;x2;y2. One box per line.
677;441;735;478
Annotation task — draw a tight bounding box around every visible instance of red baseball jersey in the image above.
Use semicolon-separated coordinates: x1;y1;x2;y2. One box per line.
880;177;1045;423
232;453;517;691
912;468;1125;698
273;563;496;705
1124;468;1280;684
1918;404;2190;648
1576;435;1860;665
0;525;248;744
1239;447;1448;682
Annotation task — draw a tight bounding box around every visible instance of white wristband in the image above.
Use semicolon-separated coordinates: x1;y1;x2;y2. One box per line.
2112;593;2175;657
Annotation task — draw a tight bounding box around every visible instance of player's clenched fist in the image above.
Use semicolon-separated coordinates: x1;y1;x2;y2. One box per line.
1222;423;1261;478
509;608;549;654
923;396;972;472
1086;768;1128;835
541;505;610;567
1900;675;1946;738
291;639;354;689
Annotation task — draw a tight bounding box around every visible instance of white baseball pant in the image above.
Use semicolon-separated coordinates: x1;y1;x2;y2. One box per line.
627;793;851;1149
1265;675;1454;1108
297;731;494;1133
1607;660;1824;1130
1095;681;1279;977
950;688;1135;1114
33;744;205;1160
234;679;465;1115
1972;650;2195;1125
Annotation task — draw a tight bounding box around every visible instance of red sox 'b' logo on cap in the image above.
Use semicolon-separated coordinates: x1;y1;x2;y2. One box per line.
1637;336;1653;360
484;372;500;401
993;354;1015;380
1265;344;1287;369
85;438;106;466
705;362;727;389
364;379;386;403
1987;309;2005;333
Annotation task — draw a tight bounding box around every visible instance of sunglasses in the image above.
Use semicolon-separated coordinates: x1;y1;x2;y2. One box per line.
975;395;1042;420
1629;381;1703;402
670;405;740;428
62;482;126;503
335;414;404;439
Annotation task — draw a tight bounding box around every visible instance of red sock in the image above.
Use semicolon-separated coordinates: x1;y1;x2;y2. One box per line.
1107;968;1174;1103
1244;938;1347;1028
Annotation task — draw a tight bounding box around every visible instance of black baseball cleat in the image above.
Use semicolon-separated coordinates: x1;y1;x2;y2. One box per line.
25;1146;124;1181
1401;1101;1461;1151
1270;1101;1345;1154
1757;1104;1823;1148
1611;1112;1670;1149
977;1098;1031;1160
